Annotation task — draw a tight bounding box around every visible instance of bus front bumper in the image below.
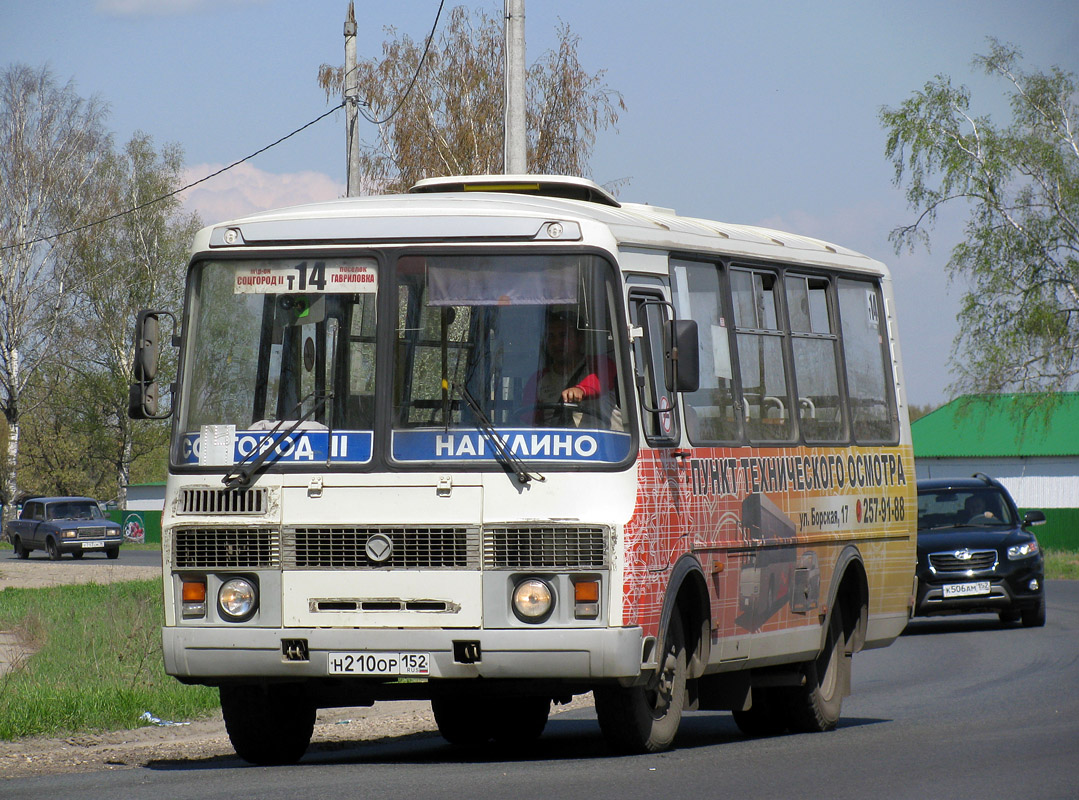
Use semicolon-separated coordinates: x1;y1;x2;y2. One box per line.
162;625;644;681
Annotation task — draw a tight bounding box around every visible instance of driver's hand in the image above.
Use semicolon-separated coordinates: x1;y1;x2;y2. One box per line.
561;386;584;403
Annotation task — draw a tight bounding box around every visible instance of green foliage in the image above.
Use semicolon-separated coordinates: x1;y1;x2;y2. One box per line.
0;579;218;740
880;39;1079;398
318;5;624;192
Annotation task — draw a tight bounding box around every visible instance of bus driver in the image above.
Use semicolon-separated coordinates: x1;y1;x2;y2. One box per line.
521;308;618;428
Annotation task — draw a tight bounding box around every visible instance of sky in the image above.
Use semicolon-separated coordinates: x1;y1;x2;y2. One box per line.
2;0;1077;407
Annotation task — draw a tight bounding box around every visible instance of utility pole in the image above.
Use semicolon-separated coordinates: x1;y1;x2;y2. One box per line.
344;1;361;196
503;0;527;175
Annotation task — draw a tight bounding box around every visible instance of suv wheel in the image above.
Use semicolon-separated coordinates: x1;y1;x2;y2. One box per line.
1021;599;1046;628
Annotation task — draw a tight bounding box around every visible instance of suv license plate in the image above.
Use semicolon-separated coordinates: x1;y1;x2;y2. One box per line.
327;652;430;676
943;581;991;598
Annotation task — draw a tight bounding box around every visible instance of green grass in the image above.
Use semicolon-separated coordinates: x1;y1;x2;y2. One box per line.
0;579;218;740
1045;549;1079;580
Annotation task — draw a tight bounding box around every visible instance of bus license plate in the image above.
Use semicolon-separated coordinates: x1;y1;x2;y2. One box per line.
327;652;430;676
942;581;991;598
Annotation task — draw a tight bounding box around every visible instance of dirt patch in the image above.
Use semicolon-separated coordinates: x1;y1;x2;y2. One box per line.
0;559;158;591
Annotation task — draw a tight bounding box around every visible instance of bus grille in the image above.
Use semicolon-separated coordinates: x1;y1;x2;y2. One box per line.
483;526;608;568
283;527;480;569
929;549;998;573
179;487;267;515
174;527;280;568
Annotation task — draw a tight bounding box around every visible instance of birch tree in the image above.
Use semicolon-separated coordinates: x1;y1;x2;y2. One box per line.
881;40;1079;397
57;133;198;506
0;64;111;516
317;4;624;193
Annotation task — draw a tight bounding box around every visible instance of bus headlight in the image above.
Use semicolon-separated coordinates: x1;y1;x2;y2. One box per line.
218;577;258;621
512;578;553;623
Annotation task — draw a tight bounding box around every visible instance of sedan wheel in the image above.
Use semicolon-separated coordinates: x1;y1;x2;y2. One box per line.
46;538;62;560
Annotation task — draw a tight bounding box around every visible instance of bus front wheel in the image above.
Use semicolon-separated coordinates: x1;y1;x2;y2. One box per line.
595;613;687;753
220;684;315;765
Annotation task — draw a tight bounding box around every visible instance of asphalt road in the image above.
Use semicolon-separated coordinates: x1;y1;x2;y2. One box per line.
7;581;1078;800
8;547;162;568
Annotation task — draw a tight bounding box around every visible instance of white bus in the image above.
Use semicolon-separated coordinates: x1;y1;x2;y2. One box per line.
131;175;916;764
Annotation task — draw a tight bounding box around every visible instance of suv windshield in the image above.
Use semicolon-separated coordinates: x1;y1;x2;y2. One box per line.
917;487;1016;530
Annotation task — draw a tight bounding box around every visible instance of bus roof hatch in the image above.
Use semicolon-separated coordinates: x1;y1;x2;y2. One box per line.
409;174;621;208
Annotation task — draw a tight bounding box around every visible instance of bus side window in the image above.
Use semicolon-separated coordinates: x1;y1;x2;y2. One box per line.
731;268;794;442
837;278;899;443
671;260;740;444
786;274;845;442
630;293;680;446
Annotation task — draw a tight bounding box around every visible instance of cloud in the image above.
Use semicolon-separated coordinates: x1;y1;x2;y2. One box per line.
96;0;266;17
178;162;346;224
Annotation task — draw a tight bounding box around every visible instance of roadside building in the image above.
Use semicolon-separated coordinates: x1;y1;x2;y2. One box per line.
912;393;1079;550
121;482;165;543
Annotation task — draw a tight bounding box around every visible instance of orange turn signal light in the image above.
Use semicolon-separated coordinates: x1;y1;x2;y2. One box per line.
182;581;207;603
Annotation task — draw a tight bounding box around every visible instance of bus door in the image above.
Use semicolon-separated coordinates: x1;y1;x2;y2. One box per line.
628;286;690;574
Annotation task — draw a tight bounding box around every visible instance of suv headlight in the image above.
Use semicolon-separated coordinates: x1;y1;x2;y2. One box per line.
218;577;258;621
1007;540;1040;560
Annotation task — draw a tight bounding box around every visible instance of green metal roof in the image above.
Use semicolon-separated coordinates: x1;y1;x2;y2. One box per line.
912;393;1079;458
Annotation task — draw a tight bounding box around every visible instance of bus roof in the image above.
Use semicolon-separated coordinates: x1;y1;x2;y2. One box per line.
192;175;887;276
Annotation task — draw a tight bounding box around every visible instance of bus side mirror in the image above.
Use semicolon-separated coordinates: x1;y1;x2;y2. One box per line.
134;310;160;381
129;309;175;420
665;319;700;393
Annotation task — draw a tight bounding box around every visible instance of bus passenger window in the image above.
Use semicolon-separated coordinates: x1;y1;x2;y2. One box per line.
671;260;739;443
838;278;898;443
731;269;793;442
786;275;844;442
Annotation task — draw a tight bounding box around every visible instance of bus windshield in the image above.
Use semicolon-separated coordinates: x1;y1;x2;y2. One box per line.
176;253;630;469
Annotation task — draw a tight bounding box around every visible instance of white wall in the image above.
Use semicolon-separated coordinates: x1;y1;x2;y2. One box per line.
916;457;1079;509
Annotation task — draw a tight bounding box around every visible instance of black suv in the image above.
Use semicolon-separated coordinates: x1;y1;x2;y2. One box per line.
915;475;1046;627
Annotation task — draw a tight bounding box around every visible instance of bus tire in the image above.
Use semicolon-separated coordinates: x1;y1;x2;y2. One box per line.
220;684;315;765
431;695;492;746
786;608;848;733
732;687;787;737
490;696;550;745
595;613;686;754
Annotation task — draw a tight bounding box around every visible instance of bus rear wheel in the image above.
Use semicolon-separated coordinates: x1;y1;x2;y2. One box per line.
220;684;315;765
732;687;787;737
595;613;686;754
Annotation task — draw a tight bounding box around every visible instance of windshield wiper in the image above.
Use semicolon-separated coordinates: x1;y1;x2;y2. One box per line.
222;391;328;489
455;382;544;485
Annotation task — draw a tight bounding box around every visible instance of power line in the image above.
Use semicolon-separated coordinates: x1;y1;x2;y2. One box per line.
353;0;446;126
1;101;345;253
